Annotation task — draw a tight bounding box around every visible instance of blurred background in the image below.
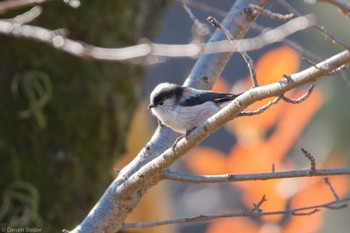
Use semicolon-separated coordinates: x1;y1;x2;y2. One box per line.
1;0;350;232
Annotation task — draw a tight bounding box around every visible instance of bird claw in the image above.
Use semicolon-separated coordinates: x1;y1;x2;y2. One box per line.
185;127;197;139
171;127;197;152
171;135;185;152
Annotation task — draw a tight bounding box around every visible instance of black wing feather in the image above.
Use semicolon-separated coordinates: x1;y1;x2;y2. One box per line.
180;92;239;107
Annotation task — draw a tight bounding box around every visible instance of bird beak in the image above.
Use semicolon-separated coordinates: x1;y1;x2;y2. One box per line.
148;104;155;109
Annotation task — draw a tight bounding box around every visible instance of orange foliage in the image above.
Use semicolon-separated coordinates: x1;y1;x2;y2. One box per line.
227;46;301;142
184;46;349;233
187;147;227;175
212;77;230;93
206;217;259;233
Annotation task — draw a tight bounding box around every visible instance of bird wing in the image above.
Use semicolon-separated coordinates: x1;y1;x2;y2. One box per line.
180;92;239;107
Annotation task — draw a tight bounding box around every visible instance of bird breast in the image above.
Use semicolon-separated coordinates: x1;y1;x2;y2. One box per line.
154;101;220;134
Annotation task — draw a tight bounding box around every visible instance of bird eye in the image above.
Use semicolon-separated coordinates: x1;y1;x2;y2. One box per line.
158;101;164;106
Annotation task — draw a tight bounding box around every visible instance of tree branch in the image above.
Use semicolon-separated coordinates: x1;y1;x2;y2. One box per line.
279;0;350;50
0;15;312;64
64;2;350;232
163;168;350;184
66;1;267;232
117;48;350;203
122;197;350;228
321;0;350;18
0;0;48;14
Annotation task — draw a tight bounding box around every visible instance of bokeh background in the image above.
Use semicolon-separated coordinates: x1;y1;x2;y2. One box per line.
1;0;350;232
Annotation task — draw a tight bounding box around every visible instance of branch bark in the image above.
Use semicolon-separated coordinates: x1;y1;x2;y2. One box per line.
164;168;350;184
66;1;266;232
122;197;350;228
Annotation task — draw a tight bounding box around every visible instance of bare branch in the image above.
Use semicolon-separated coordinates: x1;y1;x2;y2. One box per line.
249;4;295;20
247;195;266;214
239;96;281;116
279;0;350;50
321;0;350;18
7;6;42;24
281;83;315;104
67;1;268;232
64;2;350;232
0;15;313;63
207;16;258;87
301;148;316;175
292;208;320;216
176;0;227;18
0;0;48;14
163;167;350;184
122;197;350;228
119;49;350;200
181;1;209;39
324;177;340;200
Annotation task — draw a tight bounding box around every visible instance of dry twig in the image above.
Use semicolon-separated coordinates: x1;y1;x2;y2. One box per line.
238;96;281;116
281;83;315;104
301;148;316;175
207;16;258;87
321;0;350;18
163;167;350;184
324;177;341;200
181;2;209;39
249;4;295;20
279;0;350;50
123;196;350;228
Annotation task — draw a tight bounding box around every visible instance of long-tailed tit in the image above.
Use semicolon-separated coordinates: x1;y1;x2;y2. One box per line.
148;82;240;134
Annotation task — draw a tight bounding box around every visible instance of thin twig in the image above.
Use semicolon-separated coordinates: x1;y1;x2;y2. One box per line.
249;4;295;20
321;0;350;18
279;0;350;50
0;0;47;14
301;148;316;175
281;83;315;104
207;16;258;87
122;197;350;228
303;57;350;87
181;1;209;38
292;208;320;216
246;195;266;214
324;177;340;200
163;167;350;184
239;96;281;116
176;0;227;18
7;6;42;24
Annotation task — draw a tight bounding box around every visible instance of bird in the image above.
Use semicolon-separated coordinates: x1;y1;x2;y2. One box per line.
148;82;240;135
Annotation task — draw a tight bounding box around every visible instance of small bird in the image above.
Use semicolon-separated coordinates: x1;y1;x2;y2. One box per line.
148;82;240;134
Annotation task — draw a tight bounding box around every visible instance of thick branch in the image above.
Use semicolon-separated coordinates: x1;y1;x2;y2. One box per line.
119;50;350;196
67;1;266;232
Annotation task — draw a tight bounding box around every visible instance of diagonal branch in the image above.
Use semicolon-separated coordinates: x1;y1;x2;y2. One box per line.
321;0;350;18
279;0;350;50
0;0;48;14
66;1;267;233
119;49;350;197
207;16;258;87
